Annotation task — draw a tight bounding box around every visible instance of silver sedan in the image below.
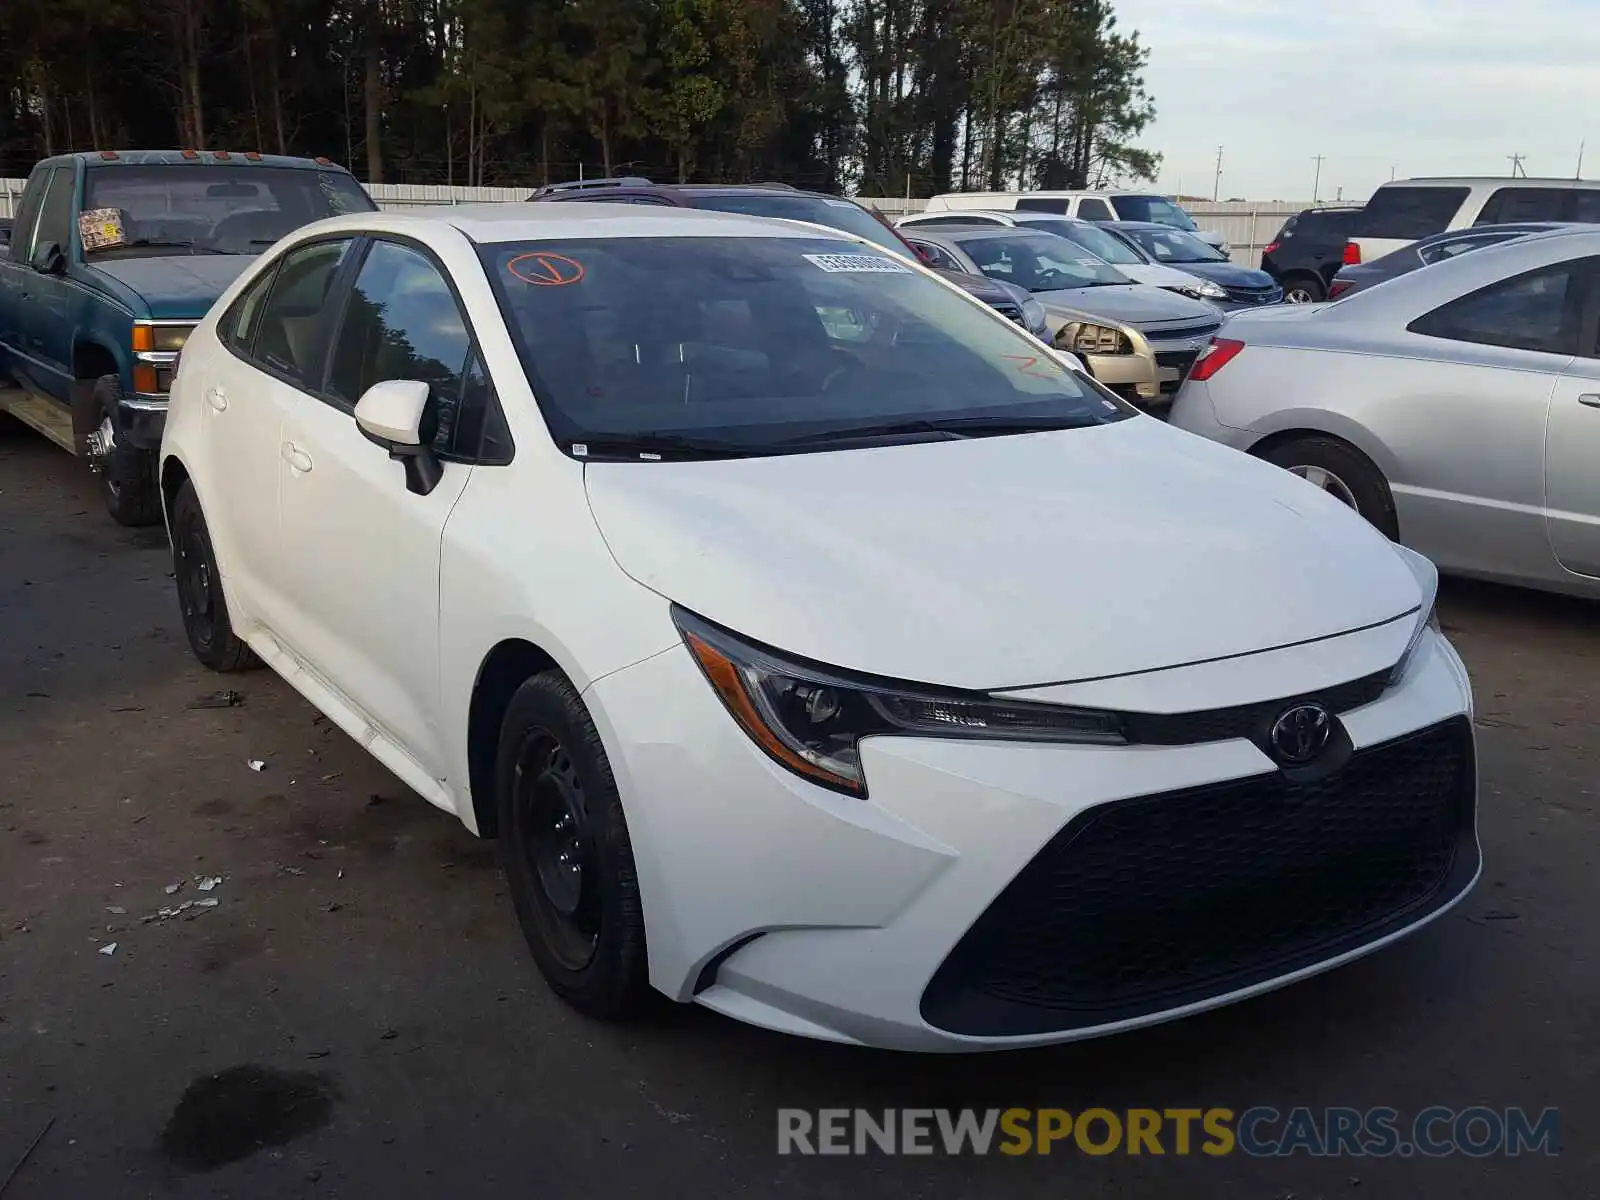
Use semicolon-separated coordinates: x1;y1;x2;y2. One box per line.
1170;227;1600;598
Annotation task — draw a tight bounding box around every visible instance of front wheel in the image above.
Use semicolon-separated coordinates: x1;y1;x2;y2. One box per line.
496;671;650;1018
1259;435;1399;540
87;375;160;526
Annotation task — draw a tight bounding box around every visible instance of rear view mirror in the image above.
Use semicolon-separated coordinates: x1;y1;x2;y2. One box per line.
355;379;442;496
30;240;65;275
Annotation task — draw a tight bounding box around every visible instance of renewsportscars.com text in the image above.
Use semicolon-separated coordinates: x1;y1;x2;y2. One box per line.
777;1106;1560;1158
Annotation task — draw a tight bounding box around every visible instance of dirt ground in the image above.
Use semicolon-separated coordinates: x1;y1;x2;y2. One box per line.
1;434;1595;1199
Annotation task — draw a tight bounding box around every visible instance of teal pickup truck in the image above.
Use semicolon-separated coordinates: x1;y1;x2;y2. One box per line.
0;150;375;524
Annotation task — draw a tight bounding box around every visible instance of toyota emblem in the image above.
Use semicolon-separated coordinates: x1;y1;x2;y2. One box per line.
1270;703;1332;765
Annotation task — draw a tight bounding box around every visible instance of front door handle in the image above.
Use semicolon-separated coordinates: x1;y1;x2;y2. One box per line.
207;387;228;412
282;443;313;473
1579;393;1600;408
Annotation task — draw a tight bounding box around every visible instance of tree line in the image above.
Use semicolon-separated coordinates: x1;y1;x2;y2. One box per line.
0;0;1159;196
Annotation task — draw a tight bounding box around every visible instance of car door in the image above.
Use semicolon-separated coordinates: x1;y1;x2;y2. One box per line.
0;164;49;386
5;166;75;398
205;237;357;637
1545;274;1600;578
1397;257;1588;579
274;237;479;778
25;164;80;402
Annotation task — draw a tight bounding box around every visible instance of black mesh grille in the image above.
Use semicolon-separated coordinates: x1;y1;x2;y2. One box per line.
922;717;1478;1036
992;301;1025;324
1122;668;1389;746
1153;349;1199;394
1224;284;1284;305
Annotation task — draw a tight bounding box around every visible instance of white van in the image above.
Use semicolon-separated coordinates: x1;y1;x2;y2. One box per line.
1349;177;1600;262
923;190;1228;253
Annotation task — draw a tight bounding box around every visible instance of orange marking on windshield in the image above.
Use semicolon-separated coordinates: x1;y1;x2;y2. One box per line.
507;251;586;286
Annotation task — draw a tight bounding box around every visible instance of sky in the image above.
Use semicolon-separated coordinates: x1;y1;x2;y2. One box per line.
1112;0;1600;203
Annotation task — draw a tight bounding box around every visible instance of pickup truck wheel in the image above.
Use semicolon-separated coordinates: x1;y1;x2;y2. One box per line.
171;480;258;672
88;375;161;526
496;671;650;1018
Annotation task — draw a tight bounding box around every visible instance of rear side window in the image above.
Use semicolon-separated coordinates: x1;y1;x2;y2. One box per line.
1076;198;1114;221
1280;209;1358;241
1475;188;1567;225
1572;191;1600;223
1417;234;1513;266
220;262;283;354
251;238;355;384
1408;260;1591;355
1358;186;1469;240
1015;197;1070;215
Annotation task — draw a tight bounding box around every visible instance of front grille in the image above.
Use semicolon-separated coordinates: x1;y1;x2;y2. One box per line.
1153;349;1200;394
1224;284;1284;305
1149;321;1222;341
922;717;1477;1036
1122;668;1389;746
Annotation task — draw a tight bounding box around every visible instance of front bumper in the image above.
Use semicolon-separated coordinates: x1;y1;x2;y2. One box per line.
116;394;169;451
1080;347;1160;401
586;624;1478;1051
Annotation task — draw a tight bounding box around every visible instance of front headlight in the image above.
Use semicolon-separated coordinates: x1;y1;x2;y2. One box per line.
1056;321;1129;356
675;607;1125;797
1388;545;1442;685
1020;296;1048;334
132;322;193;353
1166;280;1228;301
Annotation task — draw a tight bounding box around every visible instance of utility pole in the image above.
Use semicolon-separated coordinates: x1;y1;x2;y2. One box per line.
1311;154;1325;202
1577;139;1586;180
1212;145;1223;202
1508;153;1526;179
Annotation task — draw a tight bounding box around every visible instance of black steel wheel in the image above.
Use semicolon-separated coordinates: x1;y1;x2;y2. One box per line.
496;671;649;1016
171;480;258;672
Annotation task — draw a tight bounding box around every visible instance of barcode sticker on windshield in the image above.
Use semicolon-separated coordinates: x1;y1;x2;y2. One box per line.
803;253;910;274
78;208;126;251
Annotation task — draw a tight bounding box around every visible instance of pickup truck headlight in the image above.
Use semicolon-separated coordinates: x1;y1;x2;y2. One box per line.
674;607;1124;797
132;322;193;353
1056;321;1129;356
1165;280;1228;301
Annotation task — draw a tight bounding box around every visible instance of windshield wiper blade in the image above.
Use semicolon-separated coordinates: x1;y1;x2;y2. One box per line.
569;433;765;461
101;238;230;255
778;418;967;445
782;414;1095;446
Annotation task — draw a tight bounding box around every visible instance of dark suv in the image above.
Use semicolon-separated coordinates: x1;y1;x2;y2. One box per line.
1259;206;1362;303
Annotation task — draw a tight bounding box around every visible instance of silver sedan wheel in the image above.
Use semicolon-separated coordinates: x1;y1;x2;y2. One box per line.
1287;463;1358;510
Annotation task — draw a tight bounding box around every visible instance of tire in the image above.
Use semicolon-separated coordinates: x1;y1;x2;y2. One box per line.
1281;274;1324;304
90;375;161;526
170;480;259;672
1259;435;1399;540
496;670;650;1018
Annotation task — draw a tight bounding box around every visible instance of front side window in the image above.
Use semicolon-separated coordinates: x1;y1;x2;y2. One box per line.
251;239;355;384
1572;190;1600;223
1111;196;1197;230
1358;186;1469;241
9;163;50;259
478;235;1129;455
957;235;1131;291
1408;260;1590;355
81;165;374;259
1075;198;1114;221
909;240;964;272
1120;226;1226;264
329;240;475;454
34;167;77;255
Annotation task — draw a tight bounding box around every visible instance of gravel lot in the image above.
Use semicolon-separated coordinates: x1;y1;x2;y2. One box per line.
1;434;1595;1198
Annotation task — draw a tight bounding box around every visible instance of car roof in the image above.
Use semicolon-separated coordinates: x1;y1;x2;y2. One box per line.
301;202;870;246
1103;221;1182;232
906;225;1056;243
1382;177;1600;189
45;149;352;173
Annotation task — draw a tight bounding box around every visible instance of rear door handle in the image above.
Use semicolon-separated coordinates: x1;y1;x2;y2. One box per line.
1579;393;1600;408
282;442;313;473
207;387;227;412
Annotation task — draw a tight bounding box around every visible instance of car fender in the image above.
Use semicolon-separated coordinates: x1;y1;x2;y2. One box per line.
1243;406;1404;481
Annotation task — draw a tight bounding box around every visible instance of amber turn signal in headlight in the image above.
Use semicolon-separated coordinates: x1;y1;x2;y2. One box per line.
132;323;193;353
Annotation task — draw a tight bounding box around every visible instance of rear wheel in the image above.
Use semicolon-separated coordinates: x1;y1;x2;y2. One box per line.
496;671;650;1018
1259;435;1399;540
87;375;160;526
171;480;258;672
1281;275;1324;304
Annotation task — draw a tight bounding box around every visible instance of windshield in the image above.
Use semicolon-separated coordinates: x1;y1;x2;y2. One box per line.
1112;195;1199;231
1021;219;1144;265
479;236;1128;456
687;193;909;256
1121;226;1227;264
81;165;375;257
952;235;1130;291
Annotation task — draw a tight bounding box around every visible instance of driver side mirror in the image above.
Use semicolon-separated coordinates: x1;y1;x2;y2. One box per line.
355;379;443;496
30;240;65;275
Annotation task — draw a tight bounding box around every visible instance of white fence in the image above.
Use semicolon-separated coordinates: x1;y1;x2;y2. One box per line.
1;177;1320;265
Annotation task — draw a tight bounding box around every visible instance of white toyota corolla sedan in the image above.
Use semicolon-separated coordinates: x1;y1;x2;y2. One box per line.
158;204;1479;1051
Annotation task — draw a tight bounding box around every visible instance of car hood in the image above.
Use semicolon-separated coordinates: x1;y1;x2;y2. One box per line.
936;268;1026;307
86;255;259;319
1121;263;1219;290
1166;261;1277;289
583;418;1422;690
1033;282;1216;327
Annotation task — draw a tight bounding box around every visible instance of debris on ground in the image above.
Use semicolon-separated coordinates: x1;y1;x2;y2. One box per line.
98;942;118;955
164;881;184;896
110;704;145;713
0;1115;55;1197
277;865;305;877
106;906;127;915
187;690;245;710
141;898;220;924
320;772;343;782
197;875;223;892
247;759;266;772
